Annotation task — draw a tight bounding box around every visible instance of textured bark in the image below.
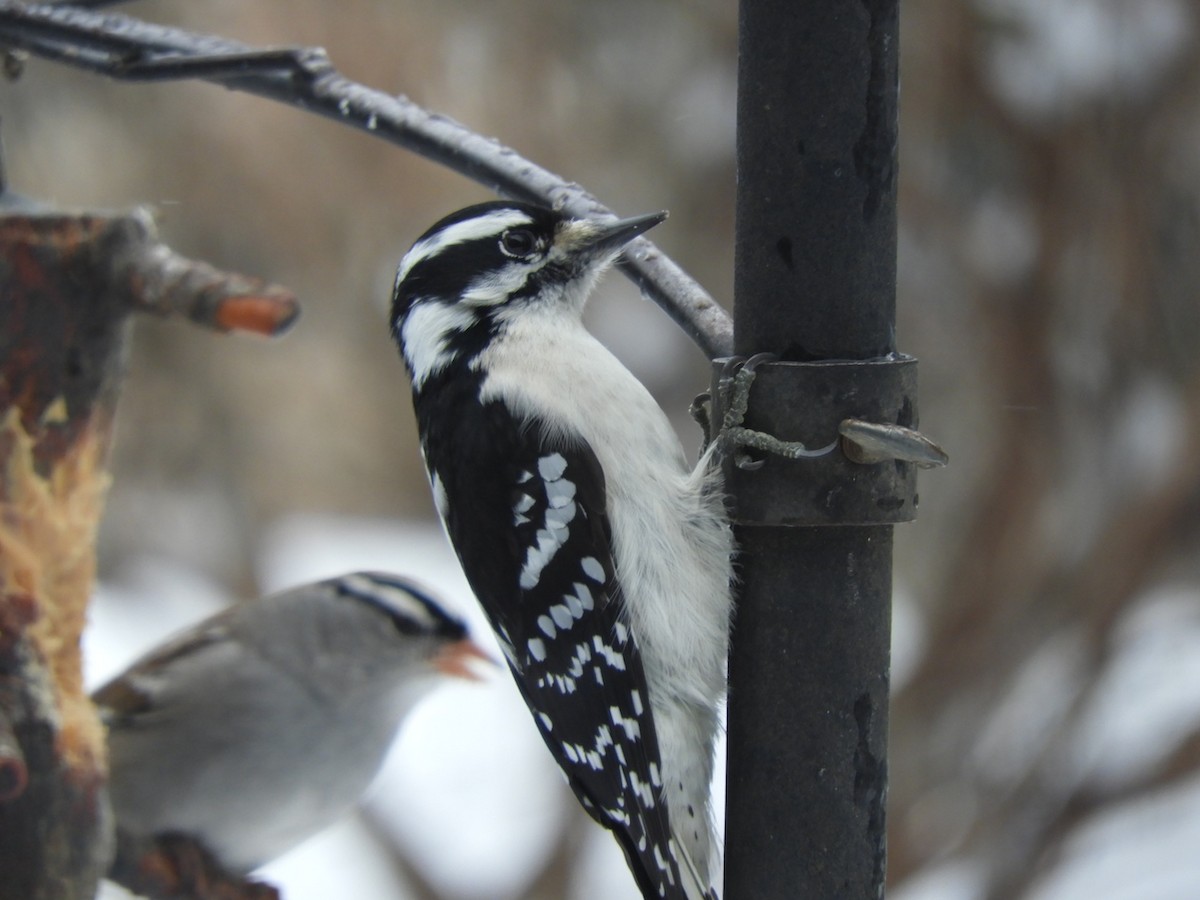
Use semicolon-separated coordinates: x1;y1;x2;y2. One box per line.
0;206;296;899
0;211;133;900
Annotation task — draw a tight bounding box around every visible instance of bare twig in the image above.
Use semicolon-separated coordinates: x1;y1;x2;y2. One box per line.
114;209;300;336
0;1;734;357
45;0;133;8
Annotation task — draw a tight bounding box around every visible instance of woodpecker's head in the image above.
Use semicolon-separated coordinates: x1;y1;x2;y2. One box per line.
390;201;665;389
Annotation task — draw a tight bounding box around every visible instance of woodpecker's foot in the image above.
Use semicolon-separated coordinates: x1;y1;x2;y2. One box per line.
715;353;838;470
690;390;714;453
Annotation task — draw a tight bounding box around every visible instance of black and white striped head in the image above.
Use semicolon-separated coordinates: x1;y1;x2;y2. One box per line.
390;201;665;390
331;572;467;641
304;572;488;682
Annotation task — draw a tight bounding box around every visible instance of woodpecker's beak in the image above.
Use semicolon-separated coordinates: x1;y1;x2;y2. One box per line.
432;638;496;681
576;211;668;257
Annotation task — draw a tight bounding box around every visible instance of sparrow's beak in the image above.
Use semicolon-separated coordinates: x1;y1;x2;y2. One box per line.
570;211;668;258
432;639;496;681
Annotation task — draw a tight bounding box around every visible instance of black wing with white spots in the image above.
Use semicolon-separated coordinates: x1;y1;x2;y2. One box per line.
418;390;686;900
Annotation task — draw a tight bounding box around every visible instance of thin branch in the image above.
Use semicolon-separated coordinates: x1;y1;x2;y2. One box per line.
44;0;133;8
0;1;734;358
115;209;300;336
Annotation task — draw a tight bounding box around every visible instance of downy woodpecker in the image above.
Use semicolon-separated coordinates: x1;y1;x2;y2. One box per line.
390;202;733;899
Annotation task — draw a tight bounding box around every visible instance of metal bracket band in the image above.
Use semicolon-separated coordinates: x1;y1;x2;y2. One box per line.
709;354;928;526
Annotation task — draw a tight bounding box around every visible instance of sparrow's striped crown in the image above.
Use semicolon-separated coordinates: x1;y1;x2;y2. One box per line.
331;571;467;641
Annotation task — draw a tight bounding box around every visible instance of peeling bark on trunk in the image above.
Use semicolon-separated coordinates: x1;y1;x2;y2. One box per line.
0;211;133;900
0;207;297;899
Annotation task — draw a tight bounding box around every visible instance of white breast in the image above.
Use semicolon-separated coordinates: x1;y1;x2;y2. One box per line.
477;310;731;704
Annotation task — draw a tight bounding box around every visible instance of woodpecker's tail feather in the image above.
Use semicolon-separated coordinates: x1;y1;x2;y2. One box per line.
673;837;719;900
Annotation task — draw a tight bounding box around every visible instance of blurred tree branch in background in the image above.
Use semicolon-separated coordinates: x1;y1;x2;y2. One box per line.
891;3;1200;897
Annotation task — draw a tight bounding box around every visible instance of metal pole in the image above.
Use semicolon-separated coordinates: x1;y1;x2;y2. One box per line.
723;1;900;897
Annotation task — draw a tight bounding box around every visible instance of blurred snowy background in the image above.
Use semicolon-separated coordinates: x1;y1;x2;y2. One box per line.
2;0;1199;897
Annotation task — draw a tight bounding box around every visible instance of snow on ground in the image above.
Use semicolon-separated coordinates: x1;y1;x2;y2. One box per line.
1027;772;1200;900
251;817;405;900
891;860;985;900
893;582;1200;900
891;583;927;694
1067;585;1200;789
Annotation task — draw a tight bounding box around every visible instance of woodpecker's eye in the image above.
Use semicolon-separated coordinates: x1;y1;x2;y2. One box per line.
500;228;538;258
